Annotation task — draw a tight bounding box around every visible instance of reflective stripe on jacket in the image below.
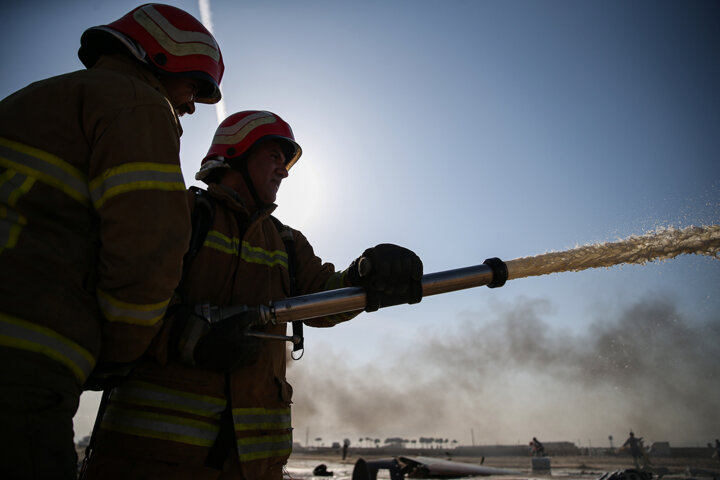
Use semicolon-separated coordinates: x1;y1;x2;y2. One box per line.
0;312;95;382
0;53;190;382
91;184;359;477
100;379;224;446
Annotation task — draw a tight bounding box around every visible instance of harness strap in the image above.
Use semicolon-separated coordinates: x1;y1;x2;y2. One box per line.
184;187;215;276
270;216;304;354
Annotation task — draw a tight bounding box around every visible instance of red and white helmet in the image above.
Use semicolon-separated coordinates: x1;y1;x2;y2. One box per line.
196;111;302;182
78;3;224;104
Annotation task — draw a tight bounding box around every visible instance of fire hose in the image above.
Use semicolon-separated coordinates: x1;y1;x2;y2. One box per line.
193;257;508;344
78;258;507;476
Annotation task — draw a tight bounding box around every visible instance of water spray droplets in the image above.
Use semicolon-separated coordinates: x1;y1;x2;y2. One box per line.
506;225;720;280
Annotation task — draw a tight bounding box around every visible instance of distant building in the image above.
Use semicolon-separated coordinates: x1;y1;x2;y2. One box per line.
649;442;671;457
543;442;580;456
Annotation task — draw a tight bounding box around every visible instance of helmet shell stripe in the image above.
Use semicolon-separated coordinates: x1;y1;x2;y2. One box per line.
134;6;221;61
213;112;277;146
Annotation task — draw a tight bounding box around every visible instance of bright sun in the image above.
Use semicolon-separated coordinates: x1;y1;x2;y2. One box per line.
274;160;325;232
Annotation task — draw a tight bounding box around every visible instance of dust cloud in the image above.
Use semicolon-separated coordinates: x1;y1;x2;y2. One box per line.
288;295;720;447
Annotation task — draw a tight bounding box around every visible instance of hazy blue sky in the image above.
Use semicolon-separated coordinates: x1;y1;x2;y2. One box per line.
2;1;719;448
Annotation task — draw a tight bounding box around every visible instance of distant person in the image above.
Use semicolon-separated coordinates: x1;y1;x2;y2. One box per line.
80;110;424;479
530;437;545;457
343;439;351;460
713;439;720;462
0;4;223;478
620;431;642;468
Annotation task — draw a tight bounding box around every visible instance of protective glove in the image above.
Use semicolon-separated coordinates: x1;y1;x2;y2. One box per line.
174;307;262;372
347;243;423;312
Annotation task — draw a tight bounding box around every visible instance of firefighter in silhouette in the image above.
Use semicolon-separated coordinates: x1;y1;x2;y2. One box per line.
0;4;223;478
620;432;643;468
82;110;423;479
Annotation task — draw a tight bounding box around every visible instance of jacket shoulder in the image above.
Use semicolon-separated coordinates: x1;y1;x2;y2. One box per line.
78;67;170;109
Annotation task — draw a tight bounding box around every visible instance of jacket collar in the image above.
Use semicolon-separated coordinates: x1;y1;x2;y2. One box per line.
91;53;183;137
208;183;277;220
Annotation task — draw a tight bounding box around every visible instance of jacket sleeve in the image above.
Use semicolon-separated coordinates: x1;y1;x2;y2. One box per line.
291;228;361;328
88;101;190;363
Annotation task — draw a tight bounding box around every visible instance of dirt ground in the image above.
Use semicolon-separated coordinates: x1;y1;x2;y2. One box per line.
74;446;720;478
288;451;720;479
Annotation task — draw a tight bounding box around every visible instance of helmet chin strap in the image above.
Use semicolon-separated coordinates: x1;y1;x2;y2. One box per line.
236;160;268;210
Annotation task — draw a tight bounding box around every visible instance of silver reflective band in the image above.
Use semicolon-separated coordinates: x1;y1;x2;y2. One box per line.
89;162;185;209
236;433;292;461
96;289;168;326
113;380;225;417
241;241;288;268
102;405;219;447
0;314;95;382
0;138;89;205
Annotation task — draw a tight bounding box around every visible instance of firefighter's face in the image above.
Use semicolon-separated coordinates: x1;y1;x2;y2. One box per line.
246;140;289;204
159;77;199;116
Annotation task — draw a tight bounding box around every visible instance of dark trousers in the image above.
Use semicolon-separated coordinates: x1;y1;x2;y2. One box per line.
0;348;81;480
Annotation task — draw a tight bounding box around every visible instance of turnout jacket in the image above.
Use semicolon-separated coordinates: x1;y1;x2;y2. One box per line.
91;184;359;478
0;54;190;385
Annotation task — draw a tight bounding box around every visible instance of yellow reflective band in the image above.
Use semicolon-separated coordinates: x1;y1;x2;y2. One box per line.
203;228;289;269
0;170;34;253
204;230;240;255
96;289;169;326
0;137;89;205
112;380;225;418
89;162;185;209
212;112;276;146
0;204;26;253
101;404;219;447
134;5;221;61
232;407;291;431
0;168;36;206
241;241;288;269
236;433;293;462
203;233;289;269
0;313;95;382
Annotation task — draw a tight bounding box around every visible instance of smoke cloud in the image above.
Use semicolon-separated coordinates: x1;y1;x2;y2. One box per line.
288;295;720;447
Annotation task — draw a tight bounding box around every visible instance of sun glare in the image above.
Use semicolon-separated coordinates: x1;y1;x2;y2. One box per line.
275;160;326;232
